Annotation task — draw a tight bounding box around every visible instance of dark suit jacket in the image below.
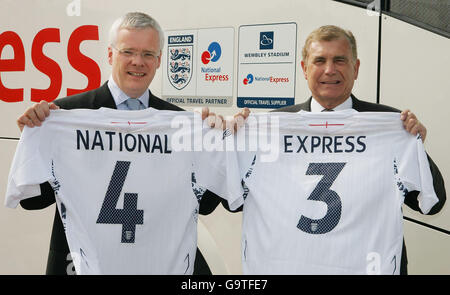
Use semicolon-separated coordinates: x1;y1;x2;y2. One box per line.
19;82;221;275
274;94;447;274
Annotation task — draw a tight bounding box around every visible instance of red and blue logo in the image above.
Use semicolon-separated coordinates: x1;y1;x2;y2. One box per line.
243;74;254;85
201;42;222;65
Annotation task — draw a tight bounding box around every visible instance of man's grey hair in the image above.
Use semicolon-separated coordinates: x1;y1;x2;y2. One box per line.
302;25;358;63
109;12;164;51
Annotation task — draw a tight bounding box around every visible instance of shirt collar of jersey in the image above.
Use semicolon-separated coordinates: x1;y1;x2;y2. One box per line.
308;96;353;113
107;76;149;109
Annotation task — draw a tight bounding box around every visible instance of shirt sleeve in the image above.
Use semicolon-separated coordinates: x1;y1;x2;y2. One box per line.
5;125;53;208
193;126;243;211
396;134;439;214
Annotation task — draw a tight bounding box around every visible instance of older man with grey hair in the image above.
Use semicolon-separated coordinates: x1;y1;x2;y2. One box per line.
274;25;446;274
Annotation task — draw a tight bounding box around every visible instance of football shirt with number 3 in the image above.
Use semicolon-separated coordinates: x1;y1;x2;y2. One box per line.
231;110;438;275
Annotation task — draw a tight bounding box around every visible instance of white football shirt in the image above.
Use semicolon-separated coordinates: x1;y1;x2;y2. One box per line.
231;110;438;275
5;107;241;275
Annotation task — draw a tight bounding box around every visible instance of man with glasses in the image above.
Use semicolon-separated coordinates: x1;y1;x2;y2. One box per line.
16;11;223;275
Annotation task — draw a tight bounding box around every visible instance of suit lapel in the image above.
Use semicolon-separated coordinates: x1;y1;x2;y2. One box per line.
275;97;311;113
350;94;364;111
278;95;365;113
298;97;312;112
94;81;182;111
93;82;117;109
288;95;360;113
94;82;157;110
148;90;160;109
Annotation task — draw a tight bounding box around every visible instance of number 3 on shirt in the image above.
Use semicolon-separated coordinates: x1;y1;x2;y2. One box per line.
96;161;144;243
297;162;346;234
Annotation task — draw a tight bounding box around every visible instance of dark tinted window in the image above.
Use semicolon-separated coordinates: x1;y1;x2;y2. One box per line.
336;0;449;35
390;0;449;34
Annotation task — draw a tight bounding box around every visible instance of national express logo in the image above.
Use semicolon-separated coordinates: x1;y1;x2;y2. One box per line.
201;42;221;65
168;34;193;90
243;74;254;85
243;73;288;85
201;41;229;83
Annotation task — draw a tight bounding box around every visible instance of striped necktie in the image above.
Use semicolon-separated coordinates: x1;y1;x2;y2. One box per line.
125;98;145;110
321;108;334;112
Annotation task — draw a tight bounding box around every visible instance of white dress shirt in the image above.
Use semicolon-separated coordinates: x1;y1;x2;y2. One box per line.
309;96;353;113
107;76;149;110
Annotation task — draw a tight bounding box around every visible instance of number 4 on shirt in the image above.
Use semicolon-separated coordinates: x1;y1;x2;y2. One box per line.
96;161;144;243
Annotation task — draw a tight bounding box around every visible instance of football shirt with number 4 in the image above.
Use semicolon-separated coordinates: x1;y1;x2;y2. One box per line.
5;108;241;275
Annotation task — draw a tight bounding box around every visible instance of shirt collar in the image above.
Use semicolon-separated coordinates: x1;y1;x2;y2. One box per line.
309;96;353;113
107;75;149;108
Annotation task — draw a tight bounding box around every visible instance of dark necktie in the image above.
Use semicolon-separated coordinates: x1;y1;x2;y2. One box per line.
321;108;334;112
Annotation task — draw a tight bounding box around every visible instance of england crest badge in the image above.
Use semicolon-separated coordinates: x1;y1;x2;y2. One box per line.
167;34;194;90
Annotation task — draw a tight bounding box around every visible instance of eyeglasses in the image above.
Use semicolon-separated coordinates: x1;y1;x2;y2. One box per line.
111;45;159;62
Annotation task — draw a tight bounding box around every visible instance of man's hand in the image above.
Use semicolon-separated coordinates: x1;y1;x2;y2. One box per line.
17;101;60;132
401;109;427;142
231;107;250;133
201;107;250;132
201;107;225;130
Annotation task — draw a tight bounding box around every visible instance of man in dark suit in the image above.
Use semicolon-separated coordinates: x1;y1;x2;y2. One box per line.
16;12;221;275
220;25;445;274
273;25;446;274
